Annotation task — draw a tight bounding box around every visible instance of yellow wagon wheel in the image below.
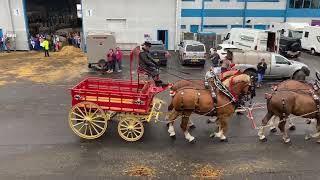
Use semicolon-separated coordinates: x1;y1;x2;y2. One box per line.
118;117;144;142
69;102;107;139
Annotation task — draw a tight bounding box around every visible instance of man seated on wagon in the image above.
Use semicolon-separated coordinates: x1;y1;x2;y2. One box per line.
139;41;167;87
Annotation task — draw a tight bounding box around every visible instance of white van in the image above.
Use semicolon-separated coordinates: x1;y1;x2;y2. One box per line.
223;28;278;52
269;22;309;39
301;25;320;55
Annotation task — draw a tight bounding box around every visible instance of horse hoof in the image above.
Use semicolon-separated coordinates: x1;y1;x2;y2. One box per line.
220;138;228;142
170;135;176;140
236;112;244;115
259;137;267;142
289;126;296;131
207;119;212;124
189;125;196;129
317;140;320;144
189;139;196;144
283;139;291;144
209;133;215;138
305;135;311;141
270;128;277;133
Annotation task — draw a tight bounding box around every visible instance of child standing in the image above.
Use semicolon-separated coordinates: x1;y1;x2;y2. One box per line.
106;49;115;73
115;47;123;72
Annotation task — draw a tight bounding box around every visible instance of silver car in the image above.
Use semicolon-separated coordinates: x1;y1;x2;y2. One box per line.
178;40;206;66
228;50;310;80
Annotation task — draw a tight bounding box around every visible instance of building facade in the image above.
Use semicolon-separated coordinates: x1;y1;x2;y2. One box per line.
181;0;320;36
1;0;320;50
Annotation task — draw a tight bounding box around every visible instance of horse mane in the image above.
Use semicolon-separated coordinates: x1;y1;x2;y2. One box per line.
223;74;251;88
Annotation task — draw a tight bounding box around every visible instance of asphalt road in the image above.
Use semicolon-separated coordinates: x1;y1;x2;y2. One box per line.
0;52;320;179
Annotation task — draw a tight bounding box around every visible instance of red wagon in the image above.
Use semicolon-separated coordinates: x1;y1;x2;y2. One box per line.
69;77;168;142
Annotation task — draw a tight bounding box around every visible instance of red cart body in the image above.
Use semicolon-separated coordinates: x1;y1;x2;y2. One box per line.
71;77;165;114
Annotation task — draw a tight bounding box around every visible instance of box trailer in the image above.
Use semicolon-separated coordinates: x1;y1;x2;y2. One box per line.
86;32;116;69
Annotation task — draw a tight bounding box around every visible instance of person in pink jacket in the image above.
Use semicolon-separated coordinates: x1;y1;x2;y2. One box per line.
115;47;123;72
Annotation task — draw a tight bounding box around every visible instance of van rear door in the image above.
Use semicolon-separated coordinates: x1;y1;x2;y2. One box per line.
185;44;206;59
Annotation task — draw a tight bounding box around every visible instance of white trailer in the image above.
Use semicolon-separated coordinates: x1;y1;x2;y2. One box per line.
269;22;309;39
223;28;278;52
301;26;320;55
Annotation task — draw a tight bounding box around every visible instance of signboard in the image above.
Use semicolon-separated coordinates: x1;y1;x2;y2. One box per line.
86;9;93;16
13;9;20;16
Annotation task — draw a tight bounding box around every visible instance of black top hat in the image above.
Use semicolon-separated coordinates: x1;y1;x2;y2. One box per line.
143;41;152;47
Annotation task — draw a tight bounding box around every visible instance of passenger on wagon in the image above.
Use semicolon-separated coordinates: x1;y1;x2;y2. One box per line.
139;41;167;87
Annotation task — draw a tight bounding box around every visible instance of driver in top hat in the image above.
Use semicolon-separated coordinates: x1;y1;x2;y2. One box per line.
139;41;167;87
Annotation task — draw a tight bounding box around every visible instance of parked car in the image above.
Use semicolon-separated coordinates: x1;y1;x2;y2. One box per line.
227;50;310;80
279;36;302;58
148;41;170;66
301;25;320;55
216;44;239;59
178;40;206;66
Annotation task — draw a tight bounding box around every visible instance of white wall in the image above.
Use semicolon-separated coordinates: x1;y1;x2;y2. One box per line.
82;0;178;50
0;0;29;50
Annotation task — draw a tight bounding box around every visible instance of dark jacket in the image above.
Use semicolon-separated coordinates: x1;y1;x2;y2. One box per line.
211;53;220;67
139;48;159;72
257;62;267;74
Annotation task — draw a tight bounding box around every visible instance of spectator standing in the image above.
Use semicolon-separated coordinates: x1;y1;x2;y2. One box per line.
115;47;123;72
210;48;220;68
4;36;11;53
106;49;115;73
257;58;267;88
0;36;4;53
43;38;50;57
30;36;35;50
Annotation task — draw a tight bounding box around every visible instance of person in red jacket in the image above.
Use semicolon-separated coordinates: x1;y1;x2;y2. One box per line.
115;47;123;72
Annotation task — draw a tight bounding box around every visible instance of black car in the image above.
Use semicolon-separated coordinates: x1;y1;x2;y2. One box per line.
148;41;170;66
279;36;302;58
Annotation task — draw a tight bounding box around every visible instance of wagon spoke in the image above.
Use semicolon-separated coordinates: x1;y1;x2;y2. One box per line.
122;120;130;127
88;104;92;116
71;112;85;119
119;124;128;128
78;123;85;132
134;122;142;128
132;131;138;138
119;127;128;131
88;124;93;136
84;124;88;135
70;118;86;121
91;121;104;130
133;129;141;134
91;119;106;123
83;105;88;116
90;109;100;118
90;122;100;134
73;121;84;127
75;107;86;118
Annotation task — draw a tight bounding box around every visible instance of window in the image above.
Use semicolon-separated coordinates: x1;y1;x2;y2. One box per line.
203;25;228;29
288;30;303;39
186;45;205;52
181;25;186;29
275;55;290;64
305;31;309;37
289;0;320;8
217;46;223;50
311;0;320;8
303;0;312;8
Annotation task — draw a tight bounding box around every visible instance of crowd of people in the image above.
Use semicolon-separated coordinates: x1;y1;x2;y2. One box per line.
0;35;12;53
105;47;123;73
28;32;81;57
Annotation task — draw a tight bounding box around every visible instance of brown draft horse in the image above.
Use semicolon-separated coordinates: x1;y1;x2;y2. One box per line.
166;74;254;143
258;79;320;143
268;80;317;132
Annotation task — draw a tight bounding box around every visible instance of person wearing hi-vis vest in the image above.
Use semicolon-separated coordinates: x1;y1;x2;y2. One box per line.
43;38;50;57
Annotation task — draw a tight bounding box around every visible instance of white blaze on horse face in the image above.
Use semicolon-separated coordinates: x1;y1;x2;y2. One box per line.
184;131;195;142
168;123;176;137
